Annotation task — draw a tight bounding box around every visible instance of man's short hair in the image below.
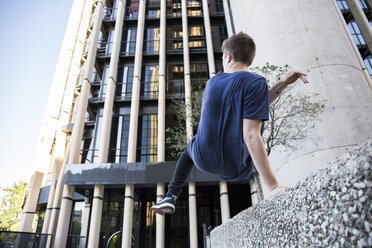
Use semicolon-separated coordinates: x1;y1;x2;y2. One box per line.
221;32;256;65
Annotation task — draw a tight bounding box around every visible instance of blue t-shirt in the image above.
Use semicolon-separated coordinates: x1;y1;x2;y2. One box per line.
190;71;269;182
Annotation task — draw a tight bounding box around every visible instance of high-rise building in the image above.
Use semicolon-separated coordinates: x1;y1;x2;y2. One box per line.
19;0;372;247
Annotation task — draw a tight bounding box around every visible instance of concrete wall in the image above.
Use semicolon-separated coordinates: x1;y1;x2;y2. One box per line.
229;0;372;195
210;139;372;247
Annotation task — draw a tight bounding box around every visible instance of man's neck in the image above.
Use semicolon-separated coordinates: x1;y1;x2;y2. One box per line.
224;62;249;73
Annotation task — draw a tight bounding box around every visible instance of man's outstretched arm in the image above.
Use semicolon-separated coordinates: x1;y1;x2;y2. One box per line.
269;70;309;104
243;118;282;192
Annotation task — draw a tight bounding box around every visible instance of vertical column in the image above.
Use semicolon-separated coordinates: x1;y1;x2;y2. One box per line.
345;0;372;53
41;156;63;234
46;143;70;248
87;1;126;247
219;180;230;223
79;191;91;248
122;0;146;247
55;0;107;247
156;0;167;247
182;1;198;247
249;179;259;206
202;0;216;77
19;171;44;232
222;0;233;36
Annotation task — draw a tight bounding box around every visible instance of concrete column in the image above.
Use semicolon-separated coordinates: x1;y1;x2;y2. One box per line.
156;0;167;247
188;182;198;248
156;184;165;248
345;0;372;54
219;180;230;224
202;0;216;77
41;157;63;234
249;178;259;206
182;1;198;247
19;171;44;232
55;0;106;246
122;1;146;247
87;1;126;247
79;195;91;248
158;0;167;163
331;0;372;91
46;143;70;248
222;0;233;36
228;0;372;195
54;185;75;248
182;0;193;141
87;185;104;247
122;184;135;248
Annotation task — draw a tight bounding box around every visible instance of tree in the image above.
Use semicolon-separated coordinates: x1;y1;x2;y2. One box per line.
166;64;326;157
0;182;27;231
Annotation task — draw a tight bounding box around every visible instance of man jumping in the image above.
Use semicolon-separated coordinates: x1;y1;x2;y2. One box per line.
151;32;309;215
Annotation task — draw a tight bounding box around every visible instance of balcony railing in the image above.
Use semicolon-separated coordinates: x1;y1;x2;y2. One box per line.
0;231;52;248
80;148;99;164
209;3;224;16
146;8;161;19
120;41;136;56
143;40;160;55
212;37;226;52
166;38;183;53
141;81;159;99
103;7;118;21
167;79;185;98
125;6;139;19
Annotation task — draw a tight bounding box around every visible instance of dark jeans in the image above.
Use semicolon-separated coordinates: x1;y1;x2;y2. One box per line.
166;143;194;199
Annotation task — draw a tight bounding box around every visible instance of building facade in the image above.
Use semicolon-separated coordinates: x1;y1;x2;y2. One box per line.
19;0;372;247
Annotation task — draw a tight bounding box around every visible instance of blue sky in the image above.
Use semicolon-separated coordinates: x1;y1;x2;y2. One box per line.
0;0;73;189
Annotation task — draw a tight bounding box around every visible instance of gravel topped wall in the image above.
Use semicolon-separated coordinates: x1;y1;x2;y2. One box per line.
210;139;372;248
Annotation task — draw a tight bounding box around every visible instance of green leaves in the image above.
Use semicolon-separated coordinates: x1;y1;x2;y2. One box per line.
0;182;28;231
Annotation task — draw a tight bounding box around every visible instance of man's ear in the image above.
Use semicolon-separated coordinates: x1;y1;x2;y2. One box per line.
227;51;233;63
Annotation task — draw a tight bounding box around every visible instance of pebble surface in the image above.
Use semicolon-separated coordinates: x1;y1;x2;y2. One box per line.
210;139;372;248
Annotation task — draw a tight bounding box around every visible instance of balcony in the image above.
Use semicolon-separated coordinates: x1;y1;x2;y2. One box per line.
120;41;136;56
103;7;118;21
209;3;224;16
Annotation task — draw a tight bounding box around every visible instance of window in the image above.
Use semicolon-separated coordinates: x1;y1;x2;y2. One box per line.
137;114;158;162
190;62;208;87
142;65;159;99
211;25;228;51
167;64;185;97
348;20;366;47
189;26;206;50
209;0;224;16
364;55;372;78
336;0;349;12
126;0;140;19
167;0;182;17
82;114;103;163
358;0;368;10
118;115;130;163
121;28;137;56
144;28;160;54
146;0;161;18
99;65;110;101
187;0;202;16
116;65;134;100
167;27;183;52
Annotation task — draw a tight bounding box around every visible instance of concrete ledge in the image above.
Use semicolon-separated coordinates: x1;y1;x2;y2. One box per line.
211;139;372;247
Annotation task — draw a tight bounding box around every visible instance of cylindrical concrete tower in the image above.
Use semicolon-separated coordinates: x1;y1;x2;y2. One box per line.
229;0;372;194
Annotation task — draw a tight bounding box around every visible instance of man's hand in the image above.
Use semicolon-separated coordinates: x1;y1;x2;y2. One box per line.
281;70;309;86
269;69;310;104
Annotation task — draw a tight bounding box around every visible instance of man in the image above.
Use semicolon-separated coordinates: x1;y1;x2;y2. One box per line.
151;32;309;215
